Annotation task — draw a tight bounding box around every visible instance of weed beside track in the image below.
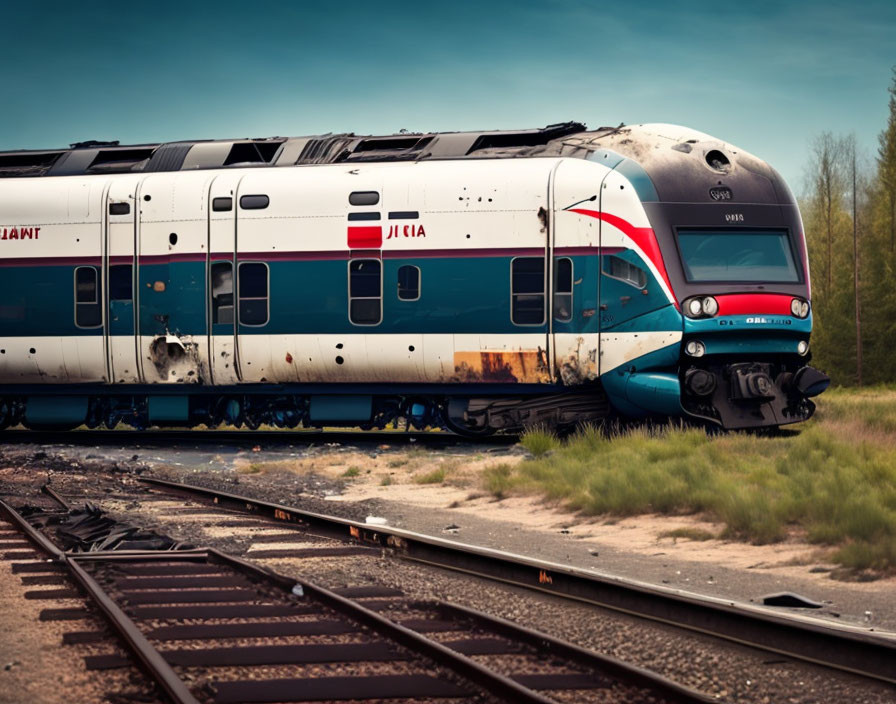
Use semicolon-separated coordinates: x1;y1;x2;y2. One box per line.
484;388;896;575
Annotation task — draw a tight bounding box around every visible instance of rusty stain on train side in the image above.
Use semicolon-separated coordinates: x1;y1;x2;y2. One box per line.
451;349;551;383
559;336;598;385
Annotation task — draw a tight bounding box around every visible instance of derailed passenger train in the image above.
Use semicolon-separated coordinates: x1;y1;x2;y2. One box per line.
0;121;829;434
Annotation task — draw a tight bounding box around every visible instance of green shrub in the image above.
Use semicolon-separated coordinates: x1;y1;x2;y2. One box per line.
479;395;896;574
414;467;446;484
520;427;561;457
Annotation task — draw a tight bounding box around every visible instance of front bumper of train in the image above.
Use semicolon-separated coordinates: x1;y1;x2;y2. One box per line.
601;314;830;429
677;314;829;429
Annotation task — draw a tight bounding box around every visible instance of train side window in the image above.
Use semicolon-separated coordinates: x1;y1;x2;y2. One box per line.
212;197;233;212
238;262;269;326
603;255;647;289
397;265;420;301
109;265;133;301
511;257;545;325
239;195;269;210
349;259;382;325
74;266;102;328
349;191;380;206
553;258;573;322
211;262;234;325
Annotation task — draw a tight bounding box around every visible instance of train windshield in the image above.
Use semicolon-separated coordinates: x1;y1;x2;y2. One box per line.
676;229;800;283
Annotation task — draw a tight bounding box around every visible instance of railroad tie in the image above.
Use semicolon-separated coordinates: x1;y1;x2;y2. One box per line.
209;674;470;704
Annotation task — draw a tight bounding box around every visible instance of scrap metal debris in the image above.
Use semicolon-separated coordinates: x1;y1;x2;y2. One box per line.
20;503;191;552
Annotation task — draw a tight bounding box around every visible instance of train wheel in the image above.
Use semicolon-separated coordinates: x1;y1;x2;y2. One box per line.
211;397;242;428
442;399;497;438
442;414;497;438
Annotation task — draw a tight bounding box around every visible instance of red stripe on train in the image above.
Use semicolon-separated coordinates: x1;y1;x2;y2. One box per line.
716;293;794;316
347;226;382;248
568;209;679;309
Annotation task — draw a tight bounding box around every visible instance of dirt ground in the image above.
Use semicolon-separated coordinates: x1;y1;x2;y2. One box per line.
1;432;894;632
0;433;894;704
236;445;896;593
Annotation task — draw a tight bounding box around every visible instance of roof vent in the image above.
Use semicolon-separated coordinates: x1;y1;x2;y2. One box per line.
70;140;121;149
223;140;283;166
86;148;156;174
0;151;65;177
466;121;586;154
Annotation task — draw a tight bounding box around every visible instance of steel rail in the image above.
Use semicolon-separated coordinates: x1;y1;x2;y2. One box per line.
0;427;512;447
0;498;199;704
0;498;63;558
208;549;561;704
41;484;72;510
139;476;896;685
64;556;201;704
436;601;716;703
3;497;705;704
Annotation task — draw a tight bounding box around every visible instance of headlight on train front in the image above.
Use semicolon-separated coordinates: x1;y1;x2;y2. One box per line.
685;340;706;357
791;298;810;318
687;298;703;317
684;296;718;318
797;340;809;356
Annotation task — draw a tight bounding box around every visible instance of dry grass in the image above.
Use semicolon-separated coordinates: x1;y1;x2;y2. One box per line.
235;458;306;475
659;527;717;542
414;467;447;484
484;387;896;575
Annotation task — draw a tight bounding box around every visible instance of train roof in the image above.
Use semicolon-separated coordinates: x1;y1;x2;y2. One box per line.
0;121;634;179
0;122;790;206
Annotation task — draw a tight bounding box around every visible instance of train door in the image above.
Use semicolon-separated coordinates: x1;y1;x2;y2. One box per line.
549;159;604;383
105;179;141;383
545;163;560;382
207;173;242;385
233;178;274;383
597;168;658;375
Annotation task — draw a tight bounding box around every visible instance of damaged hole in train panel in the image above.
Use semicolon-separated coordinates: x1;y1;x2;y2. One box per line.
705;149;731;171
149;335;201;383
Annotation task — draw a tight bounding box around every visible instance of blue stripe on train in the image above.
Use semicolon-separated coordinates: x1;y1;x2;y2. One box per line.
1;255;609;337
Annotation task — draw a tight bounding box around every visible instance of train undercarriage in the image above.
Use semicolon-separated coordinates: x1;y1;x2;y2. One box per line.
0;386;611;437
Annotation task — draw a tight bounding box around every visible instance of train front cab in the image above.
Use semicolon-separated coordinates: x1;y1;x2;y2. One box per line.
653;202;831;429
576;147;831;430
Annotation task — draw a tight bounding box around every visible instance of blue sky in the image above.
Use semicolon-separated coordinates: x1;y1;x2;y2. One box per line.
2;1;893;192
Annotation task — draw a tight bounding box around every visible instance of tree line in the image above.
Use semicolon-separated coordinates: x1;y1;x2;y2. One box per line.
801;69;896;386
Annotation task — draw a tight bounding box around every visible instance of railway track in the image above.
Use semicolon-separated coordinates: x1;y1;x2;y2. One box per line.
0;490;713;704
135;476;896;687
0;428;511;449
